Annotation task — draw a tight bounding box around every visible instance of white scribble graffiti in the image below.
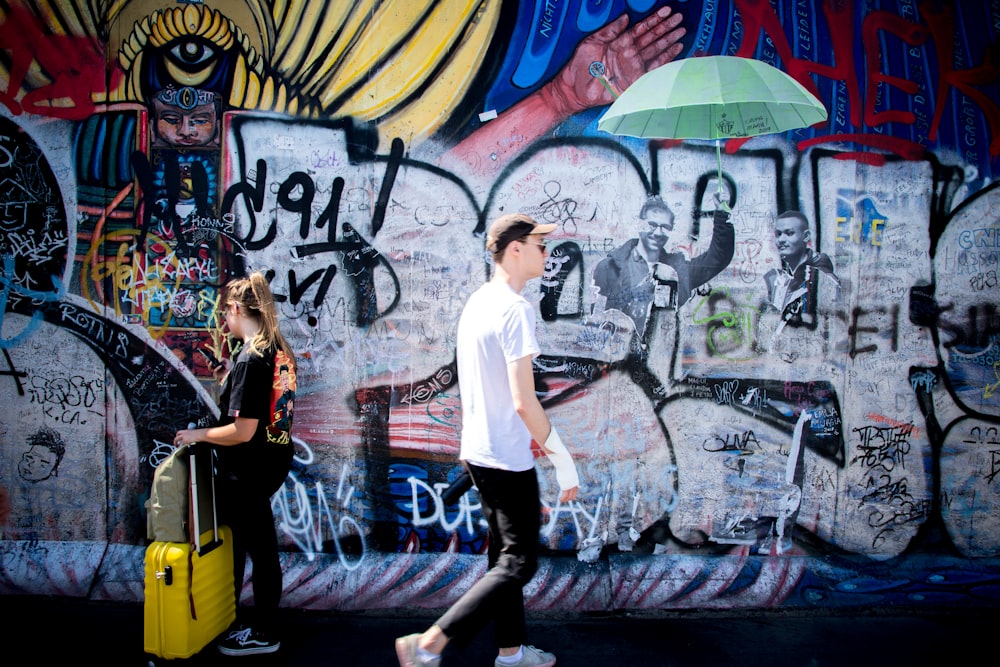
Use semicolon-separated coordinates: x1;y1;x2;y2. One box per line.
274;464;366;571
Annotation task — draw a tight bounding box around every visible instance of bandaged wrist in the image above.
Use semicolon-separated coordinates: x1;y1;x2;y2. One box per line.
544;427;579;490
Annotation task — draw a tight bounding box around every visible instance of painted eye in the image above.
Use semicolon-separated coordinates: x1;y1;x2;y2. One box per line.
168;39;217;68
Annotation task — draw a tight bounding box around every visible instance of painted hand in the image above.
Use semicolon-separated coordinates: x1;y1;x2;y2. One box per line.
544;7;687;117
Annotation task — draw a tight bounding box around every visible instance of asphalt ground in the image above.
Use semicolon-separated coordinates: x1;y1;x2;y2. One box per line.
2;594;995;666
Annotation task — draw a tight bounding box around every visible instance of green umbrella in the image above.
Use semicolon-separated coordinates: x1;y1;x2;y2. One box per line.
597;55;827;196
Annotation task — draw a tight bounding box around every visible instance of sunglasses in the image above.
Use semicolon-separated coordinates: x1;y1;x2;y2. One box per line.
520;238;549;251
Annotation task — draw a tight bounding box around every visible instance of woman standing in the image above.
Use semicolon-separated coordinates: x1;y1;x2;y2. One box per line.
174;272;296;656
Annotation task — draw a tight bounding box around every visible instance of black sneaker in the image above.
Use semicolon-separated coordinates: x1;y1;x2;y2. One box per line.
217;626;281;656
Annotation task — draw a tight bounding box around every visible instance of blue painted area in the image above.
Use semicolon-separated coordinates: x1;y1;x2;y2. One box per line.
487;0;679;112
485;0;1000;159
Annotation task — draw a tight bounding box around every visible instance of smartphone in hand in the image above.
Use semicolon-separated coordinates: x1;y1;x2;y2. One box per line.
198;347;222;368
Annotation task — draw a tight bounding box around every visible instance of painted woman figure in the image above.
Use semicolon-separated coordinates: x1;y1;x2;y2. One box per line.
174;272;297;656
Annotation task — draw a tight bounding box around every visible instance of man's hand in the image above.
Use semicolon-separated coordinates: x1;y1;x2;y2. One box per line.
541;427;581;498
559;486;579;503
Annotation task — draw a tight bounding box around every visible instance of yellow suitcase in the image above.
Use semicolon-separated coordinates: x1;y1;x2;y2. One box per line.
144;444;236;659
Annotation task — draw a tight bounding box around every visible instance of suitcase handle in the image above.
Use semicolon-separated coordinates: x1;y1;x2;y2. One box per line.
196;535;225;557
187;442;221;554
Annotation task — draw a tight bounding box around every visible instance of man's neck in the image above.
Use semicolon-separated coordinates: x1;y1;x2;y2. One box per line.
638;236;662;263
492;263;525;293
782;250;809;273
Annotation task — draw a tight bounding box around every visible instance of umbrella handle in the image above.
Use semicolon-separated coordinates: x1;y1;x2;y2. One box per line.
715;140;731;213
589;61;619;99
598;77;619;99
716;140;722;193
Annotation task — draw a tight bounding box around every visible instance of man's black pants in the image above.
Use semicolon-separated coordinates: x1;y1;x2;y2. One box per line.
436;463;541;649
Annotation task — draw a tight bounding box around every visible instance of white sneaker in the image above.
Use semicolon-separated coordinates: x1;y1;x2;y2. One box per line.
395;633;441;667
495;644;556;667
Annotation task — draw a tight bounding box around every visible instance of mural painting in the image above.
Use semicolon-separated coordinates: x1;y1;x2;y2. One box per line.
1;0;999;612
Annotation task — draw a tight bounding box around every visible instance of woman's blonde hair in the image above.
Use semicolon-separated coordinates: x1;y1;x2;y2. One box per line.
224;272;295;369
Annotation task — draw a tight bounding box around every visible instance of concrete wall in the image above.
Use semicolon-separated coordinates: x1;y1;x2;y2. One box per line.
1;0;999;612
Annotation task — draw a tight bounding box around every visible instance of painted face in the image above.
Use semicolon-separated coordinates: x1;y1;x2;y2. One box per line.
152;99;220;146
18;445;58;482
774;218;809;260
640;209;675;254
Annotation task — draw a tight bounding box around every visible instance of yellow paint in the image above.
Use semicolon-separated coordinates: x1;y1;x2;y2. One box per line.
81;227;220;339
835;215;887;246
870;218;884;246
13;0;500;148
336;0;493;121
377;0;501;146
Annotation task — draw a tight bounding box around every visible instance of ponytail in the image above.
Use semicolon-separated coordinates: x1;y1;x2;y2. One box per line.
224;273;296;369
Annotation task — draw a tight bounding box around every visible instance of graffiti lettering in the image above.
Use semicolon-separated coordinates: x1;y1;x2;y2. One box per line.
28;370;102;411
935;304;1000;360
703;430;762;453
861;474;913;506
736;0;1000;159
399;367;456;406
541;496;603;544
988;450;1000;485
868;499;932;549
406;476;482;536
56;304;130;360
970;270;999;292
963;425;1000;448
910;369;938;394
713;379;740;406
835;215;886;246
852;425;913;472
959;228;1000;249
540;181;583;235
849;305;901;358
275;466;366;570
692;287;760;360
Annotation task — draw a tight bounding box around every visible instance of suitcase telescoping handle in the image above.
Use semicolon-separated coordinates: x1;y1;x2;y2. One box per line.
187;442;223;556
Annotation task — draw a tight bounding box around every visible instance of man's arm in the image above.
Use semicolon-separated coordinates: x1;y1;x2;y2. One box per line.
508;355;579;502
507;355;550;444
687;209;736;289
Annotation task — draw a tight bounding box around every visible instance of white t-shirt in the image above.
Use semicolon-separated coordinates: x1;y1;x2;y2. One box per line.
457;280;540;471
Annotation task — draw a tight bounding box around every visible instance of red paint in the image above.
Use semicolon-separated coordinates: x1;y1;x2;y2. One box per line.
0;6;117;120
733;0;1000;158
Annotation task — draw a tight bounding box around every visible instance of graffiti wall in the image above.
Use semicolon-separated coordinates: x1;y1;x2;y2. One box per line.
2;0;999;611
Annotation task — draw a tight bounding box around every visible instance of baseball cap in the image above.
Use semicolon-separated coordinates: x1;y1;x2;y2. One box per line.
485;213;557;253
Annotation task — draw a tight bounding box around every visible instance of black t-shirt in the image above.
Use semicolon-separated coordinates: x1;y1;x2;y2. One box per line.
218;346;274;448
215;345;296;488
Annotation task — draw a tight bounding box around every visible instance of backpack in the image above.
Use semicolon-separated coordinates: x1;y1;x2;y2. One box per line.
144;446;190;543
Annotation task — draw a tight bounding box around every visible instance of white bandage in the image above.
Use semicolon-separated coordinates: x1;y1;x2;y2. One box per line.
543;427;579;491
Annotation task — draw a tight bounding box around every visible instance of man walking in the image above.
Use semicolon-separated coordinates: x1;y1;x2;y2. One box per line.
396;213;580;667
